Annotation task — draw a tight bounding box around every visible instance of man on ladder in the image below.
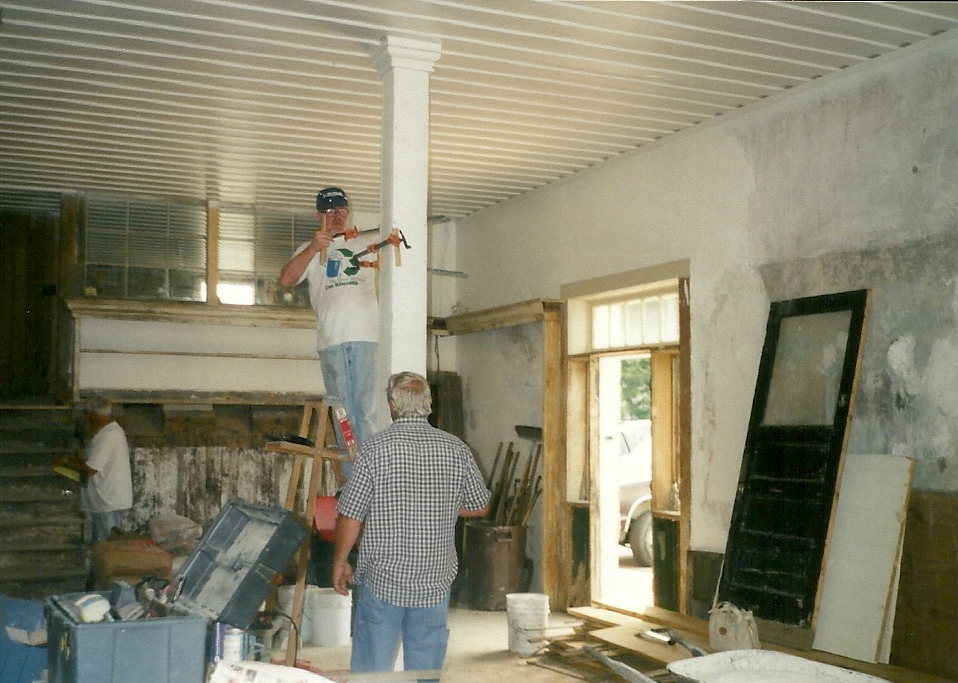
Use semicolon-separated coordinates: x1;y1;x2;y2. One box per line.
280;187;382;478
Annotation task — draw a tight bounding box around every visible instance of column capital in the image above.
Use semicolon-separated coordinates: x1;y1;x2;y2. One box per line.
371;35;441;76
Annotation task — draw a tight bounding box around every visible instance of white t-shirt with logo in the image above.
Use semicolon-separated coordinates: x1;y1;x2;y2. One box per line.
82;421;133;513
292;235;379;352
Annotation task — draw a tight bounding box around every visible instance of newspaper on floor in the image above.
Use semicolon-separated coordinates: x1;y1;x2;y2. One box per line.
209;661;337;683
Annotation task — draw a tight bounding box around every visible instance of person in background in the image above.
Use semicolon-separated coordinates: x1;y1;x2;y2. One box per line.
54;397;133;543
332;372;490;681
280;187;381;477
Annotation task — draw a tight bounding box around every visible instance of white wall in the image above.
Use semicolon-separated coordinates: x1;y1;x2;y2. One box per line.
452;31;958;553
427;218;460;373
76;317;324;394
456;323;546;590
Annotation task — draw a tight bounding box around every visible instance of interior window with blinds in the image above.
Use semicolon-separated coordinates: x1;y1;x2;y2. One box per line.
218;207;314;306
83;195;206;301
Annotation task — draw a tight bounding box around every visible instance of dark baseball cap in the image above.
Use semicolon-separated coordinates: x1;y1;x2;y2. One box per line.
316;187;349;211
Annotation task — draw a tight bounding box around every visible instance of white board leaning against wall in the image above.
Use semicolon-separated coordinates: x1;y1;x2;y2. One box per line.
813;453;914;663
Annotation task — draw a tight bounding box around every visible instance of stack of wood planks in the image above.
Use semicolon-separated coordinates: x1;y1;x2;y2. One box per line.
524;605;955;683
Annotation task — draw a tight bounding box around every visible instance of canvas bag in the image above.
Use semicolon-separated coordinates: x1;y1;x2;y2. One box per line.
709;602;761;651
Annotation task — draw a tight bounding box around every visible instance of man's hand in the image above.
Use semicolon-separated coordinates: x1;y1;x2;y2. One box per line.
332;514;363;596
309;229;334;252
52;455;95;477
332;559;354;596
279;226;333;288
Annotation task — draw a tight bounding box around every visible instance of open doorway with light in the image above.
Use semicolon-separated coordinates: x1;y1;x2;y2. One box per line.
596;352;655;610
564;273;688;613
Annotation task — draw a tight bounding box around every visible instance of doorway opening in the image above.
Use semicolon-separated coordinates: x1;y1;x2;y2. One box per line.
596;352;654;610
593;348;680;612
0;209;61;403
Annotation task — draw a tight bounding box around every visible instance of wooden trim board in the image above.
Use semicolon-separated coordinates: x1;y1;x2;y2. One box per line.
589;624;701;665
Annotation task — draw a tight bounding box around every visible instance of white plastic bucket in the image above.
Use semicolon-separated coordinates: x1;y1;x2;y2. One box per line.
275;585;310;648
505;592;549;657
307;587;352;646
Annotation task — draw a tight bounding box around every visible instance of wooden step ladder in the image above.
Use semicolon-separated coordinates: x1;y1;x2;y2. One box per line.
266;399;357;665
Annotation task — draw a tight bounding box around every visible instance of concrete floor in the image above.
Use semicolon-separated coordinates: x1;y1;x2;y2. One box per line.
285;553;654;682
290;607;584;683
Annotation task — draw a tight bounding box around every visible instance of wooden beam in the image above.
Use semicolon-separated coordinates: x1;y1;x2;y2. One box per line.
542;305;569;608
206;201;220;305
65;298;317;328
442;299;561;336
677;277;692;614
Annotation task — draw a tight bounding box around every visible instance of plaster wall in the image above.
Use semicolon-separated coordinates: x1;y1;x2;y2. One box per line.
453;32;958;553
428;219;460;372
456;323;545;591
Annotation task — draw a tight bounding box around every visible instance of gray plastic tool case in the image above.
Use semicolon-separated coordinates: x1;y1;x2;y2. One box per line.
46;500;307;683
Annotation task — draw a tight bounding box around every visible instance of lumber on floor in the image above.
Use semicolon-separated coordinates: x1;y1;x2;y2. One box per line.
568;605;956;683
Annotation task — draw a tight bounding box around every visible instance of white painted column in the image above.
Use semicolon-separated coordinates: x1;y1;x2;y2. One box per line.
372;36;441;379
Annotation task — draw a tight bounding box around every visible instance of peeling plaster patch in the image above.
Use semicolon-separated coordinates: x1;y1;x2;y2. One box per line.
887;336;920;398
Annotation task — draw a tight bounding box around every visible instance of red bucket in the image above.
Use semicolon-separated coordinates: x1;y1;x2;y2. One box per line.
313;496;337;542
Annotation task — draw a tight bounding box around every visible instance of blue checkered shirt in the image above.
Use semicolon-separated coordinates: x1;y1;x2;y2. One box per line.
336;417;491;607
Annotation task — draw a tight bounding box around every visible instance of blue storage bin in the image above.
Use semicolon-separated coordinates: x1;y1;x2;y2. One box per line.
46;593;206;683
45;500;307;683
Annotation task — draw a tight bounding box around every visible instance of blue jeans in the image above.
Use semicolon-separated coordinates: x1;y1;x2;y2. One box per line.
319;341;380;479
350;586;450;683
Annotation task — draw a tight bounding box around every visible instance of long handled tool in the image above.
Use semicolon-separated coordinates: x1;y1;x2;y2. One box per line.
341;229;410;275
490;442;515;524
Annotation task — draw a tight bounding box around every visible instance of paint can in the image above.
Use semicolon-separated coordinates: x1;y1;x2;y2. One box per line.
211;622;247;663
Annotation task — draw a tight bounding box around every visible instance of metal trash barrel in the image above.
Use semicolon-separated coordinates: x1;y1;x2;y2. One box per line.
465;522;527;610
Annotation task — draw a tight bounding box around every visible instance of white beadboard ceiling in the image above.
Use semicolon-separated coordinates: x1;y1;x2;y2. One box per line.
2;1;958;220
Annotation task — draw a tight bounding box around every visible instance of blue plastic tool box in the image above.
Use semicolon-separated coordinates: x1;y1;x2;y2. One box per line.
46;500;307;683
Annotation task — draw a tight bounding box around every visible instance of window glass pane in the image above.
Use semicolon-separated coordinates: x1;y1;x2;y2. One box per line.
626;301;643;346
86;265;124;298
662;293;680;342
218;240;255;272
255;240;293;274
588;286;680;352
609;302;626;348
87;231;127;265
86;198;127;233
83;194;206;302
169;235;206;270
169;205;206;271
217;279;256;306
129;201;167;236
592;305;610;349
128;231;167;267
216;207;311;307
256;275;290;306
294;215;317;245
256;210;292;241
169;204;206;236
643;297;661;344
127;267;167;299
219;210;255;240
169;269;206;302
